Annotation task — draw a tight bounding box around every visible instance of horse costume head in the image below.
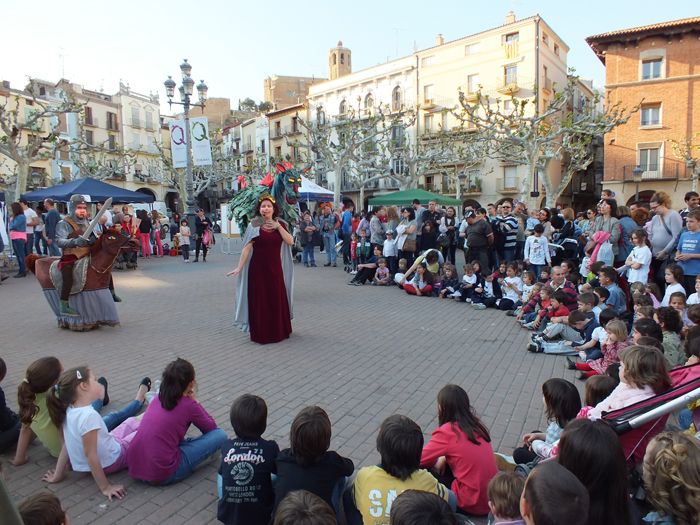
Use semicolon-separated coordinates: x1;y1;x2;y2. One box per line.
265;162;310;206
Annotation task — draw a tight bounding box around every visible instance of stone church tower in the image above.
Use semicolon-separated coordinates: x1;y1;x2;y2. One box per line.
329;42;351;80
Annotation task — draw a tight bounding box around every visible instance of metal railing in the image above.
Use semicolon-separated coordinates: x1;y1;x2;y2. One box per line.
85;117;99;127
107;120;119;131
622;161;690;181
541;76;553;92
131;118;142;128
418;94;454;109
145;121;158;131
496;75;534;92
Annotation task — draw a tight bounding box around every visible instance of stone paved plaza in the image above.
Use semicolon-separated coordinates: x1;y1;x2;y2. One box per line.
0;243;582;524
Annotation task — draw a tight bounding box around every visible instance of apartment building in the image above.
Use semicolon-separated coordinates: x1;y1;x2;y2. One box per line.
586;16;700;206
307;13;595;209
267;103;309;165
0;80;55;190
239;117;270;173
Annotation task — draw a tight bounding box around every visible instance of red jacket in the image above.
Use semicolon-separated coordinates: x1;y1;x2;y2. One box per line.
541;305;570;319
522;280;578;315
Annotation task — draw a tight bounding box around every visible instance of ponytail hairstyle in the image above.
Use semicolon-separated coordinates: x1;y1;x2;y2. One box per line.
159;358;195;411
17;357;62;426
46;366;91;429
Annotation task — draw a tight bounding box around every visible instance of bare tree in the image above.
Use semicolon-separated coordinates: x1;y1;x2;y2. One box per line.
453;73;640;207
291;102;413;205
0;82;82;200
669;132;700;192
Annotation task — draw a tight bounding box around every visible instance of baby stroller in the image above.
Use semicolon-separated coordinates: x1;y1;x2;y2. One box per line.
548;239;579;267
602;363;700;501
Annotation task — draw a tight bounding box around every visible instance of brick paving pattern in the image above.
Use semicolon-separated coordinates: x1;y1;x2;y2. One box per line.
0;244;582;524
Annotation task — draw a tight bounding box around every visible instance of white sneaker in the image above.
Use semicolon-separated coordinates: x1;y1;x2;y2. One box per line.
320;250;326;254
351;270;357;275
494;452;517;472
466;298;472;303
578;351;587;360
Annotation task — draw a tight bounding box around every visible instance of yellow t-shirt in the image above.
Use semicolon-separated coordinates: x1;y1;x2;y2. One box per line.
31;392;62;457
351;466;450;525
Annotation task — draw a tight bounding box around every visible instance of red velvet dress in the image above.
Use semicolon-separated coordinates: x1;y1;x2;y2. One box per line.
247;225;292;344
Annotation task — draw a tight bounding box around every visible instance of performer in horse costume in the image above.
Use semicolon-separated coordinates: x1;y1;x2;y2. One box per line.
26;195;139;331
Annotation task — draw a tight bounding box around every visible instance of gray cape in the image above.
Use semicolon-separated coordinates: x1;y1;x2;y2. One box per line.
234;217;294;332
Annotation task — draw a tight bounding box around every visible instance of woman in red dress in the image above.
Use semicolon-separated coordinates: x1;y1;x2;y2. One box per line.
228;194;295;344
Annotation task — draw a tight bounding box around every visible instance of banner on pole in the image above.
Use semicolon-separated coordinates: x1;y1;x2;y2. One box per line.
190;116;213;166
169;120;188;168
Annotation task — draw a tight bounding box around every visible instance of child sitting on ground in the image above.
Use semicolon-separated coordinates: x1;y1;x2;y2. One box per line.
520;462;589;525
641;433;700;525
520;285;553;329
509;379;581;465
577;292;600;322
528;309;601;357
275;406;354;517
669;291;692;330
419;384;498;515
0;358;20;453
566;320;630;380
345;414;456;524
389;490;457;525
526;290;570;339
575;308;617;360
14;357;109;466
661;263;685;307
373;258;391;286
43;367;151;501
404;261;436;296
453;263;478;302
127;358;226;485
218;394;279;525
487;472;526;525
438;264;460;298
655;306;685;368
471;272;500;309
539;266;551;283
631;317;664;344
581;375;618;411
273;490;337;525
679;337;700;432
582;345;672;420
17;492;68;525
498;262;524;311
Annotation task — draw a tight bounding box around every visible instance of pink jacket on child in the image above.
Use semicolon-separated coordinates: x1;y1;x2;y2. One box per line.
580;382;655;420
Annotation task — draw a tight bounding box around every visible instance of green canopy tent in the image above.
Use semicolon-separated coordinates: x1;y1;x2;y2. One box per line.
367;188;462;207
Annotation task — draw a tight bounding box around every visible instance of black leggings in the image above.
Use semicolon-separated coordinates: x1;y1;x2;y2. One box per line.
195;238;208;260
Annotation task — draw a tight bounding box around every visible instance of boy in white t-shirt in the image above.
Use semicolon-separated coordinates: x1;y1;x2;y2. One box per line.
453;263;478;302
524;223;551;276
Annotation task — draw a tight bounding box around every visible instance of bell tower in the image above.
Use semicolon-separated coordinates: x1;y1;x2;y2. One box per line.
328;41;352;81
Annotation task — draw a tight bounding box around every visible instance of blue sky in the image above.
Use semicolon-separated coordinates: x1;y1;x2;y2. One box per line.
2;1;697;114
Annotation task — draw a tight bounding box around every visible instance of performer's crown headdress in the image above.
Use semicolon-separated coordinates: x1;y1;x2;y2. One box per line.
258;193;276;204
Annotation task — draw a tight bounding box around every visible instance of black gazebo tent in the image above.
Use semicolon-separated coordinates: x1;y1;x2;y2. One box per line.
21;178;155;203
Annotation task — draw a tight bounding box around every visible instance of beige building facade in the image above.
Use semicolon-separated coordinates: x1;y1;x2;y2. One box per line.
267;103;309;164
264;75;327;110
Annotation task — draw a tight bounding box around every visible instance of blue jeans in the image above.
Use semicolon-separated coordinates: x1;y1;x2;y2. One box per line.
502;247;516;263
47;240;61;257
679;409;694;430
302;242;315;264
35;232;47;255
529;264;544;278
324;233;337;263
12;239;27;272
101;399;143;431
158;428;227;485
25;233;34;255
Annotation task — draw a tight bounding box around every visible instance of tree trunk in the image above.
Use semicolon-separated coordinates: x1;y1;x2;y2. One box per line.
693;170;698;193
359;184;365;211
14;160;30;201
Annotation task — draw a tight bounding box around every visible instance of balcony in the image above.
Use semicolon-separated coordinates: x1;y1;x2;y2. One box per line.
622;161;690;181
107;121;119;131
496;75;533;95
145;121;158;131
419;94;454;111
146;145;158;154
241;143;254;154
541;76;553;95
465;89;480;102
131;118;142;128
84;117;99;128
496;177;519;194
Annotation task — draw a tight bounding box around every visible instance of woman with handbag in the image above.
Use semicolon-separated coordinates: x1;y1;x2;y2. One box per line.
438;206;457;265
587;199;620;264
396;207;417;267
649;191;683;289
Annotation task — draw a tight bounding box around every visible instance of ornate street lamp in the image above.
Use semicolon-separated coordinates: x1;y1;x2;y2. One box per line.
633;165;644;202
163;59;208;231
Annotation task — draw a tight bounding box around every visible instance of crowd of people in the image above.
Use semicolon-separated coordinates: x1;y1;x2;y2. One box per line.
1;199;218;280
2;193;700;525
